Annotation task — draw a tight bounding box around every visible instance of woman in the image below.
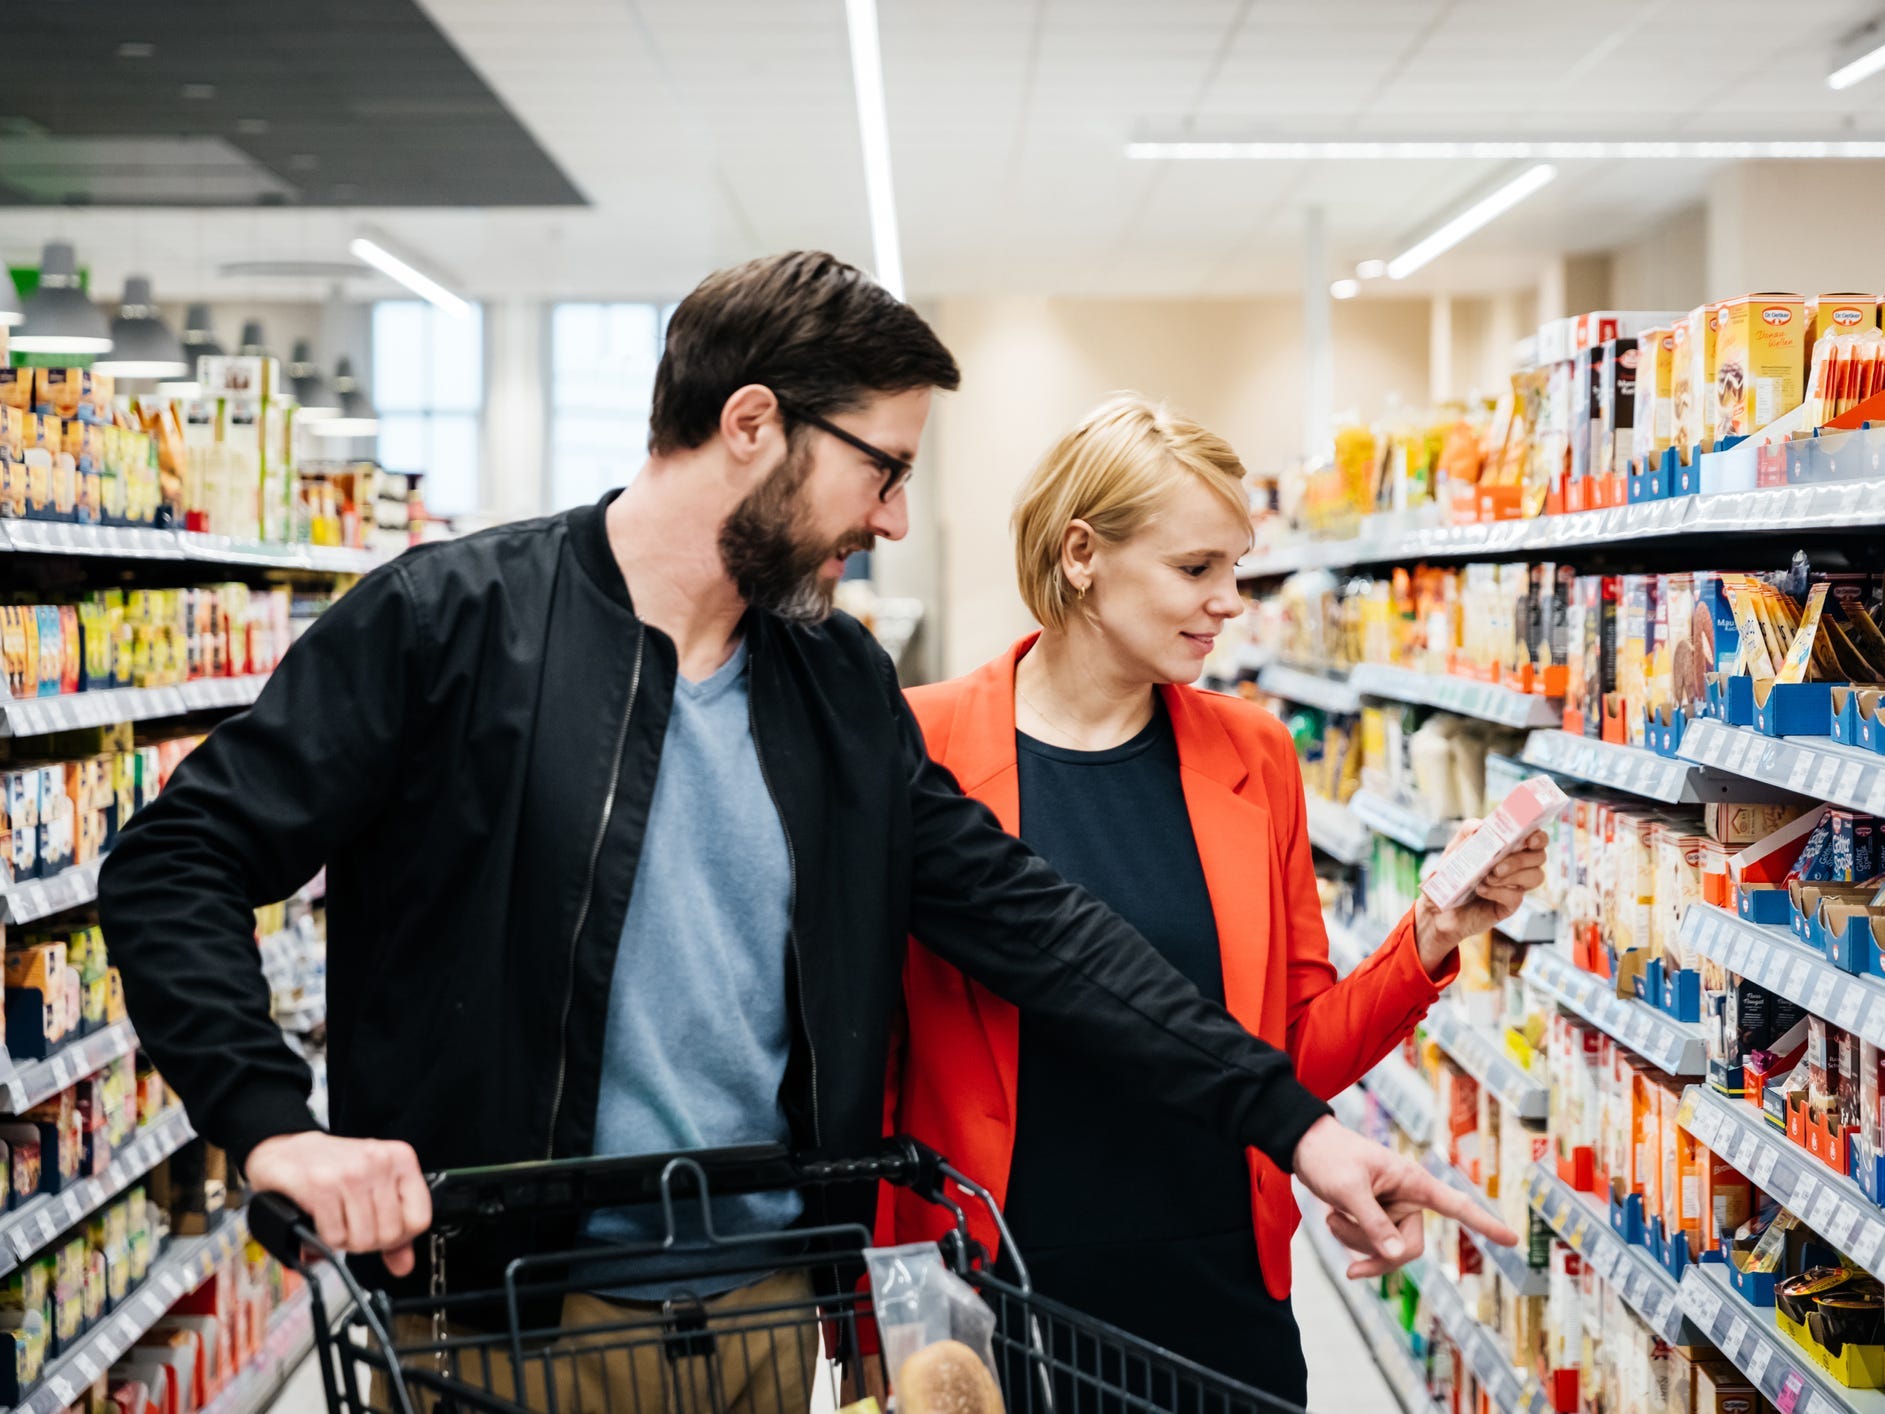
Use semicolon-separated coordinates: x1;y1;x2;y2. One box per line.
884;394;1546;1406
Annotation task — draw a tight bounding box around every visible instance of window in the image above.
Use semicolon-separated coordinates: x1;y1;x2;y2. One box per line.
371;300;484;517
549;302;673;510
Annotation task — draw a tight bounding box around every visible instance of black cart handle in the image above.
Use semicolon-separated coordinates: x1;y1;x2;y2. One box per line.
248;1137;956;1271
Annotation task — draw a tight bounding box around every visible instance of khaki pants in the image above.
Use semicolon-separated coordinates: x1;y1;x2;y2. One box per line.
378;1270;817;1414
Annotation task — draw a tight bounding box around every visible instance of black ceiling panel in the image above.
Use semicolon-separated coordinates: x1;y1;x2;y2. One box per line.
0;0;585;207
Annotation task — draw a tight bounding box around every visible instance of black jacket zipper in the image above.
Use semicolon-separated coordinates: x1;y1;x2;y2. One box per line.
543;625;646;1156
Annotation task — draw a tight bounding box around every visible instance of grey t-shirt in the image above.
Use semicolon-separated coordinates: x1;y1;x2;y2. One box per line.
579;638;801;1294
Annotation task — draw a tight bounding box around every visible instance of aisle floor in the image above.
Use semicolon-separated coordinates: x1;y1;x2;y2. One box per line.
268;1230;1399;1414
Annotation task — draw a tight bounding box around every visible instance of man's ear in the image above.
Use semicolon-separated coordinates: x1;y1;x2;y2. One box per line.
720;384;785;467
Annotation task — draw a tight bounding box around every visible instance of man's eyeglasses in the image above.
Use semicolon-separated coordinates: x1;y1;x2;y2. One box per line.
778;401;914;501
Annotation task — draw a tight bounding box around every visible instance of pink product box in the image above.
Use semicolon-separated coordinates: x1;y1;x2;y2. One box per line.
1420;775;1571;910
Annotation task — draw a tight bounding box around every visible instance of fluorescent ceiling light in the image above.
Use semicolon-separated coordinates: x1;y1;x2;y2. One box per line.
1126;140;1885;160
1388;164;1557;280
1829;34;1885;89
1355;259;1388;280
1330;278;1361;300
348;236;471;321
843;0;905;299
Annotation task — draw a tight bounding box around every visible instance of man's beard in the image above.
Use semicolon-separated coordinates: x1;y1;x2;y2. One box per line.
718;440;876;625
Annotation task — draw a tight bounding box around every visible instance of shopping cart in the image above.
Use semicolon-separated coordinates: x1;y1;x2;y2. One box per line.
252;1139;1309;1414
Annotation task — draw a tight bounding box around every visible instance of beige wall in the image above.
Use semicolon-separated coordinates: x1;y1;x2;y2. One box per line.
1708;161;1885;297
926;295;1433;676
1611;203;1708;311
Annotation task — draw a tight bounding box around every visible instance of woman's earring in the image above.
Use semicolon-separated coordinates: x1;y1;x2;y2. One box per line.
1078;583;1087;601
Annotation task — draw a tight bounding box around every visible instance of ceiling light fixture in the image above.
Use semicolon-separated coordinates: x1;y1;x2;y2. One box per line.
1387;163;1558;280
1355;259;1388;280
348;236;472;321
1829;20;1885;89
842;0;905;299
1126;139;1885;160
11;242;112;354
308;356;379;437
1330;278;1361;300
94;277;189;378
237;319;270;358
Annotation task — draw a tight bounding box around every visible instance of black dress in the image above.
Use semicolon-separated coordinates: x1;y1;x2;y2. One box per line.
1002;700;1308;1411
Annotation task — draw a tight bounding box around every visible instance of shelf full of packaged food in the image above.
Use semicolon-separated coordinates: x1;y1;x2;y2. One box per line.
1494;900;1559;944
1326;916;1374;977
1679;1261;1885;1414
1680;719;1885;817
0;1106;191;1276
1234;478;1885;581
1306;794;1373;865
1423;1152;1550;1297
0;521;381;575
1680;1086;1885;1280
1523;1164;1698;1346
0;675;267;738
1421;1259;1554;1414
3;855;105;926
1521;947;1707;1076
0;1018;137;1115
1256;664;1362;715
1362;1053;1436;1146
1296;1187;1447;1414
1349;790;1457;853
1347;663;1562;730
1424;1005;1549;1121
197;1265;350;1414
1519;729;1786;806
1685;904;1885;1051
16;1214;252;1414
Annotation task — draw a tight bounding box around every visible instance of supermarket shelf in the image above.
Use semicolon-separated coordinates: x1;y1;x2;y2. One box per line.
198;1266;349;1414
1680;718;1885;817
1680;1261;1885;1414
3;856;105;925
1523;1164;1698;1346
1326;916;1373;977
1362;1054;1436;1146
1236;644;1275;674
1522;948;1707;1076
1235;478;1885;579
0;675;266;738
1306;794;1372;865
1519;728;1786;805
1425;1005;1549;1121
1;520;380;574
1680;1086;1885;1280
0;1019;137;1114
1297;1187;1446;1414
20;1215;251;1414
1422;1261;1552;1414
1424;1152;1550;1297
1349;663;1561;730
1686;904;1885;1050
1256;664;1361;715
1493;900;1558;944
0;1108;191;1274
1350;790;1455;852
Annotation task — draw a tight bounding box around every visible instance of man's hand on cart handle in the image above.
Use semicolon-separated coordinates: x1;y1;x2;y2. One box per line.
246;1133;434;1276
1292;1116;1519;1279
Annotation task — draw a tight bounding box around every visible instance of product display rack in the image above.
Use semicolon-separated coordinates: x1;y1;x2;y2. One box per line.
1348;663;1561;731
1421;1258;1554;1414
1678;1262;1885;1414
1364;1054;1437;1146
1305;793;1372;865
1679;719;1885;818
1518;728;1798;806
1237;476;1885;581
0;1107;191;1274
1522;1164;1696;1345
197;1266;350;1414
0;1018;137;1112
0;521;379;576
1296;1186;1447;1414
1686;905;1885;1052
1423;1151;1550;1297
1521;948;1707;1076
1349;790;1457;853
0;676;268;739
1325;915;1381;978
15;1216;252;1414
1492;900;1558;944
1680;1087;1885;1279
1255;663;1362;715
3;857;106;926
1423;1005;1549;1121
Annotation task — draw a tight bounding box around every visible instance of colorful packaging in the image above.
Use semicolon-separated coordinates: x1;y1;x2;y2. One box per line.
1715;293;1808;437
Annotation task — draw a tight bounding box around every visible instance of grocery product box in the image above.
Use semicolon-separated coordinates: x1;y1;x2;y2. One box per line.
1716;293;1808;438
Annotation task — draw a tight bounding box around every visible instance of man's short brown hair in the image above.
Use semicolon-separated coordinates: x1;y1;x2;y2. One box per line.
649;251;960;455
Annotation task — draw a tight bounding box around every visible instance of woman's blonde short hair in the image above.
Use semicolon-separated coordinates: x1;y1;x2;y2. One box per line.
1012;393;1250;630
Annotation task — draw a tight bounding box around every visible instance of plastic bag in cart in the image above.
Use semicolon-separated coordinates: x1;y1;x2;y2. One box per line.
864;1241;999;1387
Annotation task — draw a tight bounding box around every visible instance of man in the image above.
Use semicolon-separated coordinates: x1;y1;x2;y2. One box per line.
100;251;1509;1405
